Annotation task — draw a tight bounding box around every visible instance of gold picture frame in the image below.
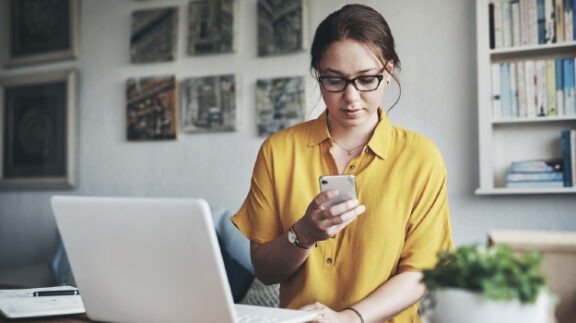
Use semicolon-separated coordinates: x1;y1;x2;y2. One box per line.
0;69;77;189
2;0;80;67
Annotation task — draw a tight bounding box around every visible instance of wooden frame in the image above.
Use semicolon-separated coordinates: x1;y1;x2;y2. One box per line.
0;69;77;189
2;0;80;67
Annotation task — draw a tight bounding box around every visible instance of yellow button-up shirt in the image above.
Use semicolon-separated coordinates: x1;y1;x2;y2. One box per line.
232;109;454;322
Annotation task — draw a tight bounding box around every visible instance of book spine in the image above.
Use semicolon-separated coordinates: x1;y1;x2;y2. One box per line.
520;0;532;45
517;61;527;117
506;171;564;181
555;0;565;42
510;62;519;117
511;159;563;172
524;60;538;118
492;63;502;119
512;0;522;46
564;58;575;115
501;63;512;117
556;58;565;116
495;0;504;48
546;59;557;115
537;0;547;43
503;0;514;47
506;180;564;187
566;0;574;41
490;2;496;49
536;60;548;116
545;0;557;43
561;129;574;187
572;129;576;185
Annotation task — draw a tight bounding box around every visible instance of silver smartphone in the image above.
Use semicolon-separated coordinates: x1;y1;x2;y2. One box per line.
319;175;357;207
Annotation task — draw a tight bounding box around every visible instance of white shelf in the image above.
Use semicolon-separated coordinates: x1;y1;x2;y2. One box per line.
476;187;576;195
475;0;576;195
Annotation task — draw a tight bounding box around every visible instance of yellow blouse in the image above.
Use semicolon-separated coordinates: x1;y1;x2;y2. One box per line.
231;109;454;322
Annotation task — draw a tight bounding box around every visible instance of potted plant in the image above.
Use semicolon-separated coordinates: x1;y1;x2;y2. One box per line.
421;244;555;323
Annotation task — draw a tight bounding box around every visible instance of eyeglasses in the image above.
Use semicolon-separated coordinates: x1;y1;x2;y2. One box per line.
317;74;385;93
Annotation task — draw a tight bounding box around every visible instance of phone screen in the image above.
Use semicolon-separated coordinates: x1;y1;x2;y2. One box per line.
319;175;357;207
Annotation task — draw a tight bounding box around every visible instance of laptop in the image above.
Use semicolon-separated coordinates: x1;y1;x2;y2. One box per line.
51;196;316;323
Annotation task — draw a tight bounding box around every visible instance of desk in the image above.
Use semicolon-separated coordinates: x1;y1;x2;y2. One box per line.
0;285;90;323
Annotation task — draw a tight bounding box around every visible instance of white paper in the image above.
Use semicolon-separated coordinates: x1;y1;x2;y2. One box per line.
0;286;85;319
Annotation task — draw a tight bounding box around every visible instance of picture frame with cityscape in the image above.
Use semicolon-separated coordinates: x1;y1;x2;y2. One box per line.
256;76;305;137
126;75;178;140
180;74;237;133
130;6;179;63
187;0;236;55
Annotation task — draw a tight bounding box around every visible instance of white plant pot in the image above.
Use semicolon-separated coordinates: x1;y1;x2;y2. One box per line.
428;288;553;323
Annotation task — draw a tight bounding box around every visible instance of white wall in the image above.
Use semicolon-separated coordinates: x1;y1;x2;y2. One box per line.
1;0;575;268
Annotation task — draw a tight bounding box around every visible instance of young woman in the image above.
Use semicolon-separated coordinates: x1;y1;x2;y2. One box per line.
232;4;454;322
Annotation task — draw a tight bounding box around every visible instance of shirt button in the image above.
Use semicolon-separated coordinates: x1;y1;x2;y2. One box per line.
364;148;369;153
348;165;355;170
326;258;333;264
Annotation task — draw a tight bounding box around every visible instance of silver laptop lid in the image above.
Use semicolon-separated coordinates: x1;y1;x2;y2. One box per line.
51;196;236;323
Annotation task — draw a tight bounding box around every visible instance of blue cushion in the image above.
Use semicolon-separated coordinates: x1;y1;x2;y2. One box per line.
211;207;254;274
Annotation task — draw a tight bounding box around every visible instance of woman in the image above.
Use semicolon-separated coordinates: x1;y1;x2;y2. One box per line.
232;4;453;322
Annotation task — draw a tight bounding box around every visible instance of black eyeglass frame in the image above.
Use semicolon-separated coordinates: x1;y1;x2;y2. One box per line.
317;74;385;93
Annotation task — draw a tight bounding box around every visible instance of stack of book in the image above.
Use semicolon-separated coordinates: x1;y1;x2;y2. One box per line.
505;158;564;188
561;129;576;187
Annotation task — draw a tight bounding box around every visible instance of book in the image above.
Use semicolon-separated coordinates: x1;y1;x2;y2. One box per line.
0;286;85;319
505;171;564;181
571;129;576;185
492;63;502;119
561;129;574;187
556;58;565;115
555;0;565;42
546;59;557;115
564;58;575;115
506;180;564;188
510;159;564;172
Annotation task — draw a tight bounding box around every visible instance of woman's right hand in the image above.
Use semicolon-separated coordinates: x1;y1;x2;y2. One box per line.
293;190;366;246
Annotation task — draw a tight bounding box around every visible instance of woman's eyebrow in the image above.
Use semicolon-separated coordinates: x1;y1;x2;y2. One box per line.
319;67;381;75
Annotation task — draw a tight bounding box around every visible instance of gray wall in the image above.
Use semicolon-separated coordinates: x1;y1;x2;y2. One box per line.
1;0;575;269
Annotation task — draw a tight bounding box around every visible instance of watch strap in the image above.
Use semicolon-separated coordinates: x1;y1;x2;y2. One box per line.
289;225;311;249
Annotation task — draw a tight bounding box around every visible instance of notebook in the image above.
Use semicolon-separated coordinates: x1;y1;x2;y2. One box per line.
51;196;316;323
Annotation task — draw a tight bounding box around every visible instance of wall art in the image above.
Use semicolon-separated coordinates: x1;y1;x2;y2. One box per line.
2;0;80;67
126;75;178;140
256;76;305;137
181;74;237;132
187;0;236;55
0;69;77;189
130;6;178;63
257;0;304;56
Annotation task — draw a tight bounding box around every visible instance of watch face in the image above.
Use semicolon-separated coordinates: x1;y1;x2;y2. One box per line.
288;229;296;244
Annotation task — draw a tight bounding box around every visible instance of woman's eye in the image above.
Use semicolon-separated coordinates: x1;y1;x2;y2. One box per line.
326;78;345;85
357;77;377;85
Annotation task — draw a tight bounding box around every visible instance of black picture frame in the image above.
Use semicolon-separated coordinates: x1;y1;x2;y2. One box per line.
0;70;77;189
2;0;80;67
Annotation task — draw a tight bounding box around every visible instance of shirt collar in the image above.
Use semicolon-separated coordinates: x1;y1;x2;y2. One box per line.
307;108;393;160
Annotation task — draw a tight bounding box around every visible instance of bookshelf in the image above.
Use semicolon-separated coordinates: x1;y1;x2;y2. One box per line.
475;0;576;195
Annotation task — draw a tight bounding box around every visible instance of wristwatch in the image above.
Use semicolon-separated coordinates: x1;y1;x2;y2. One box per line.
287;225;310;249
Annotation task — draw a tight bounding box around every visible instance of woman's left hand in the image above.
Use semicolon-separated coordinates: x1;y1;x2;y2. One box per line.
298;302;358;323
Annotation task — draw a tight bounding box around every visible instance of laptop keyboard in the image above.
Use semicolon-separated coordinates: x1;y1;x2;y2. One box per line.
238;313;281;323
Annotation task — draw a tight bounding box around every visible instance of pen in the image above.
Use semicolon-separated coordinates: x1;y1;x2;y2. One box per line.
33;290;80;297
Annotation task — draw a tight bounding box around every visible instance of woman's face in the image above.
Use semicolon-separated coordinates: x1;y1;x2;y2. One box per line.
317;39;389;129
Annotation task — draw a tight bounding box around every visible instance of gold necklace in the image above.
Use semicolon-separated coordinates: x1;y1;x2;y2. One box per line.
332;140;365;156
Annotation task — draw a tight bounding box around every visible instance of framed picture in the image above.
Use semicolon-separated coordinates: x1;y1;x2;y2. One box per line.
181;74;237;133
126;75;178;140
130;7;179;63
256;76;305;137
2;0;80;67
187;0;236;55
257;0;305;56
0;69;77;189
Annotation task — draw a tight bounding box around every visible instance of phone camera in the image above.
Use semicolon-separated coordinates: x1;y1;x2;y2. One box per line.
321;180;328;185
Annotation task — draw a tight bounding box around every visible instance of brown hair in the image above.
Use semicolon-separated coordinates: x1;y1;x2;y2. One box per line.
310;4;402;110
